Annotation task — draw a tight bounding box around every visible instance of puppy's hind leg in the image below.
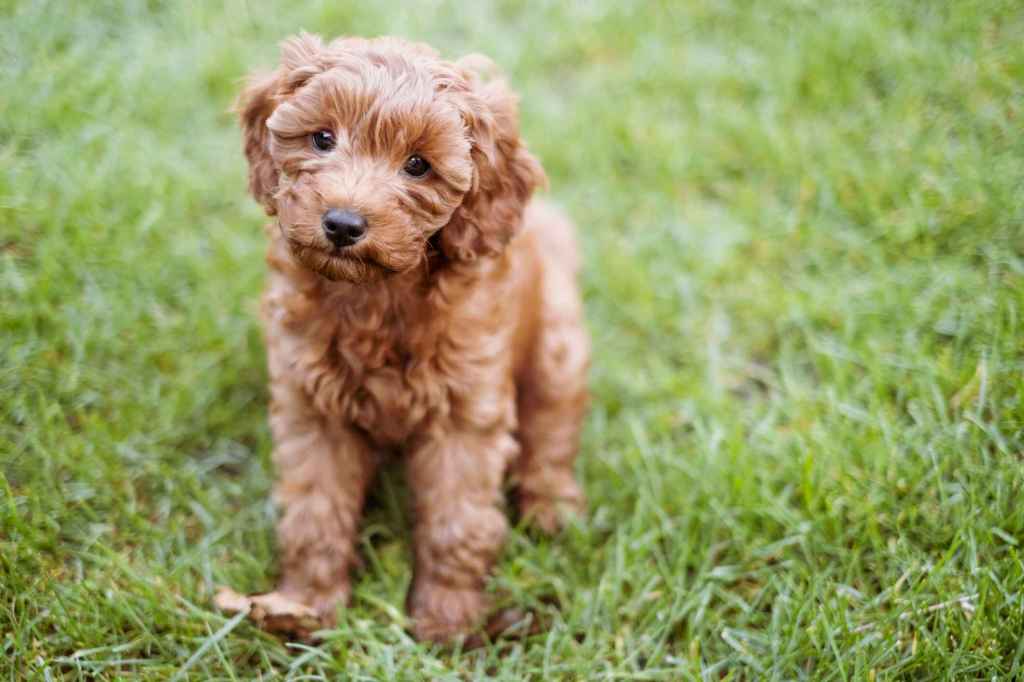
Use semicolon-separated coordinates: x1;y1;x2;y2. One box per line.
515;247;590;533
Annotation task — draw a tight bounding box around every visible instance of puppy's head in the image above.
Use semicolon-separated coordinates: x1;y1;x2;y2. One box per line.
238;34;545;283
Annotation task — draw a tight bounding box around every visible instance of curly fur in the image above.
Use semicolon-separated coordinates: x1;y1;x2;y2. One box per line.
236;33;589;642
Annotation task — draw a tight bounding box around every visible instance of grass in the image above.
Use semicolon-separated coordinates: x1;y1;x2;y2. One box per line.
2;0;1023;678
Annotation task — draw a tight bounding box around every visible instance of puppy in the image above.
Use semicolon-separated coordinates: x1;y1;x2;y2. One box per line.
227;34;589;643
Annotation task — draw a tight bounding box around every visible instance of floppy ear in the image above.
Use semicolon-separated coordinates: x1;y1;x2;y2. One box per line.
439;55;547;262
237;70;282;214
236;33;327;216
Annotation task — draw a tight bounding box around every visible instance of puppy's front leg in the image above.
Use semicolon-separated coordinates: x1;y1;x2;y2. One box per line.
405;426;517;643
268;382;377;625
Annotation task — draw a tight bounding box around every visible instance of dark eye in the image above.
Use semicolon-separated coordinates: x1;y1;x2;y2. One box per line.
312;130;336;152
403;154;431;177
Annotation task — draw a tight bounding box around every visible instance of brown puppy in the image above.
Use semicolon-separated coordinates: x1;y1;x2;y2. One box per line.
230;33;589;643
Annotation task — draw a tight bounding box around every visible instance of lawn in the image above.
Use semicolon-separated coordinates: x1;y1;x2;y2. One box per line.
2;0;1023;678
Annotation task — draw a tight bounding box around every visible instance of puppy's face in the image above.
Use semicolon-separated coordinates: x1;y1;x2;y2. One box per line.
266;53;473;282
240;35;545;283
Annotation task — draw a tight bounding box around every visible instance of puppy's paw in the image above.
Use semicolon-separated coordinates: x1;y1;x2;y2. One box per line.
407;579;487;644
518;485;585;534
213;585;347;640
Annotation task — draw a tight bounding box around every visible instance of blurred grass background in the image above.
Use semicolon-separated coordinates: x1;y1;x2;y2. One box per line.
2;0;1023;678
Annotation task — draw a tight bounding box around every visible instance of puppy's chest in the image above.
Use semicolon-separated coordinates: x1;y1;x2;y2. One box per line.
340;333;446;446
300;300;451;447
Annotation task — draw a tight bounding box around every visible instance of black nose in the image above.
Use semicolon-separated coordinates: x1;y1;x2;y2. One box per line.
322;209;367;247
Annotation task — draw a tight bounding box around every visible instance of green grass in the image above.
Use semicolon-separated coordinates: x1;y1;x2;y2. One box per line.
2;0;1023;678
